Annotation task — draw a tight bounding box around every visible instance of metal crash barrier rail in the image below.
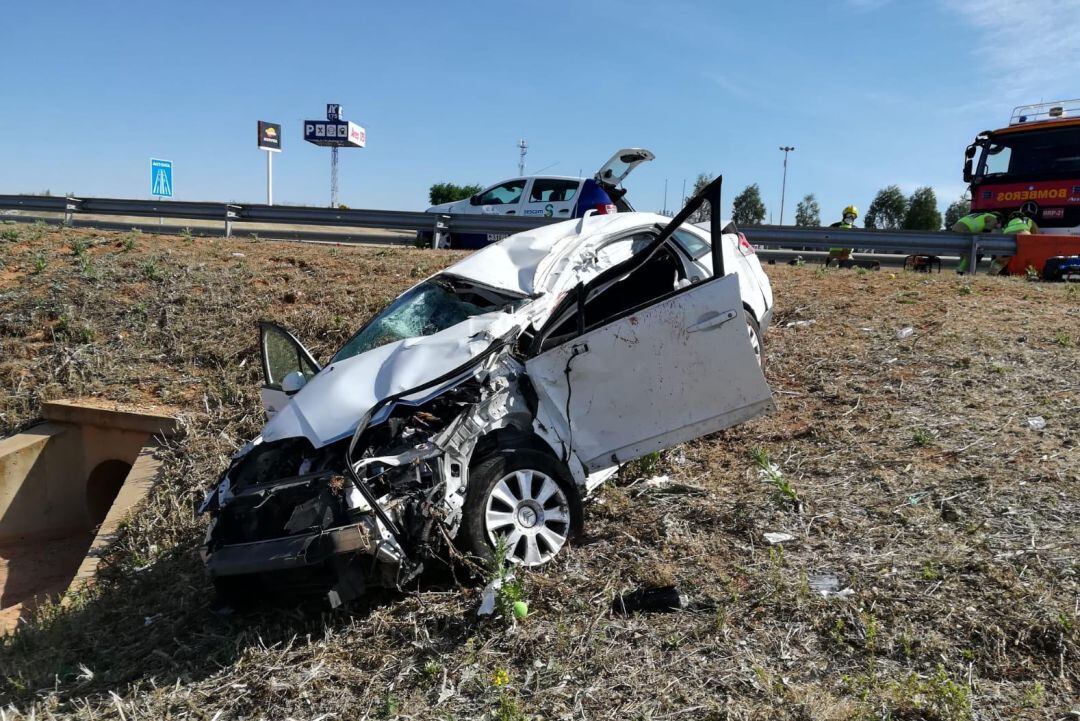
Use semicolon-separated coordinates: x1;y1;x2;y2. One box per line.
741;225;1018;275
0;194;1018;274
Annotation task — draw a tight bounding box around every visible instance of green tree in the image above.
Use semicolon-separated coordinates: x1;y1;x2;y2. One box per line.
685;173;716;223
428;182;483;206
794;193;821;227
944;197;971;228
732;183;766;226
864;185;908;229
904;186;943;230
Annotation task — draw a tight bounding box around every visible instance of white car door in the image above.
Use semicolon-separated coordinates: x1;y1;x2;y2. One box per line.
258;322;321;419
525;272;773;472
519;178;580;220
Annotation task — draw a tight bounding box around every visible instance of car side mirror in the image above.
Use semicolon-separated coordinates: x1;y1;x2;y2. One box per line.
281;370;308;396
963;157;973;183
469;194;482;206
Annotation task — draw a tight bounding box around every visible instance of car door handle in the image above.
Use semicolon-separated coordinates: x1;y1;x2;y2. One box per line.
506;210;516;215
686;309;737;333
559;209;570;214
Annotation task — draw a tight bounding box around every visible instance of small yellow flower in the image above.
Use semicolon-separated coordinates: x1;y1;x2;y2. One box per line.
491;668;510;687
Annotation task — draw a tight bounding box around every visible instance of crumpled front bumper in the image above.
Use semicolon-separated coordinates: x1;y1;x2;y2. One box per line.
201;517;378;577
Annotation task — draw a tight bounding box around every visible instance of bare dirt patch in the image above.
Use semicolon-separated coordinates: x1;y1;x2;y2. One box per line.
0;224;1076;719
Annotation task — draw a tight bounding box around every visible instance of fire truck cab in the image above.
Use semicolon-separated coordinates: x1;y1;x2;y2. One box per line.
966;100;1080;234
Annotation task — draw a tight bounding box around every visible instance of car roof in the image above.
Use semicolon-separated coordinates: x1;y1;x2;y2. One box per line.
443;212;707;297
490;175;583;184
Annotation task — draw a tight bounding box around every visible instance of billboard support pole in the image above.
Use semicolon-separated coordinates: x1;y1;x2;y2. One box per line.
266;150;274;206
330;147;339;208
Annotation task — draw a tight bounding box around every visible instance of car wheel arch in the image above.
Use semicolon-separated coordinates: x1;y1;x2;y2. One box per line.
743;303;765;369
471;428;567;472
468;427;583;491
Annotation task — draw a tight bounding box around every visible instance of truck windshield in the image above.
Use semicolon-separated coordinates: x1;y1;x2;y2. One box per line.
330;276;522;363
977;126;1080;180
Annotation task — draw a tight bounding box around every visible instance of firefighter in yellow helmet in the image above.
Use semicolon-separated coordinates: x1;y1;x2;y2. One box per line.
827;205;858;266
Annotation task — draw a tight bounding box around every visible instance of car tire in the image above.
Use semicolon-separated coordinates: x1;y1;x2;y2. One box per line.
746;312;765;370
458;448;582;568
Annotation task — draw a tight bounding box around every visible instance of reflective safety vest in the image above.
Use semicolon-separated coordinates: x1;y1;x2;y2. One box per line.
953;212;999;234
1003;216;1037;235
830;221;854;253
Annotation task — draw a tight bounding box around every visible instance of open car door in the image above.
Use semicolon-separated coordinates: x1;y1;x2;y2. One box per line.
524;176;773;471
258;322;321;419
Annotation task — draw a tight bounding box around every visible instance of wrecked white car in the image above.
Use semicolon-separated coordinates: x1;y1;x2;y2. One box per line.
198;178;774;606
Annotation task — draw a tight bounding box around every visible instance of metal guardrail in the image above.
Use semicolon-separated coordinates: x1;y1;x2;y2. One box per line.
742;225;1017;267
0;194;561;247
0;194;1016;273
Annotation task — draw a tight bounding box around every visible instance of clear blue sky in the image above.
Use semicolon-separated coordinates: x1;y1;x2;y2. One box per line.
2;0;1077;222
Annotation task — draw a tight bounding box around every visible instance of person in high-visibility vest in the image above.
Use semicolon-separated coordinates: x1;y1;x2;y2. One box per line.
1002;211;1038;235
953;211;1002;274
827;205;858;266
987;211;1037;275
952;211;1001;234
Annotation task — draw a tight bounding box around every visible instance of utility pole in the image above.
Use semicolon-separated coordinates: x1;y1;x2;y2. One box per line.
778;146;795;225
663;178;668;214
517;139;528;176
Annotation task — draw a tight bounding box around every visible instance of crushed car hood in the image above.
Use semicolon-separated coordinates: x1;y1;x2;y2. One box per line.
262;311;520;448
445;213;628;296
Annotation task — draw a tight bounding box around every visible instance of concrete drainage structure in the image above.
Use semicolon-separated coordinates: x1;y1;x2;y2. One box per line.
0;401;176;633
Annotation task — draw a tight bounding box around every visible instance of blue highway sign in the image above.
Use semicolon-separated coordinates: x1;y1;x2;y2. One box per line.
150;158;173;198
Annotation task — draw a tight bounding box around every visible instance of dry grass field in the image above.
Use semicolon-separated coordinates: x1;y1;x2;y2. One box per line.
0;222;1076;720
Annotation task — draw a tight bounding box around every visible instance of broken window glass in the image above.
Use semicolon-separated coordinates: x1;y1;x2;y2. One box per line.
331;277;518;364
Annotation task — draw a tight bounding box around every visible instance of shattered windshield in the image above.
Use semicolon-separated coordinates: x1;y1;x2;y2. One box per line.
331;276;521;364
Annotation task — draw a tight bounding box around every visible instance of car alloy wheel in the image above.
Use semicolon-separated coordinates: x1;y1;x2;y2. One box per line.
484;469;571;566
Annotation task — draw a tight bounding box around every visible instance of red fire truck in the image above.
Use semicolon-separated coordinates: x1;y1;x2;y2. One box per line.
965;100;1080;277
966;100;1080;231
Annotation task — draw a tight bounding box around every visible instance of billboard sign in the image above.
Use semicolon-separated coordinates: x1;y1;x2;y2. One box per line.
150;158;173;198
257;121;282;152
326;104;342;120
303;120;366;148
